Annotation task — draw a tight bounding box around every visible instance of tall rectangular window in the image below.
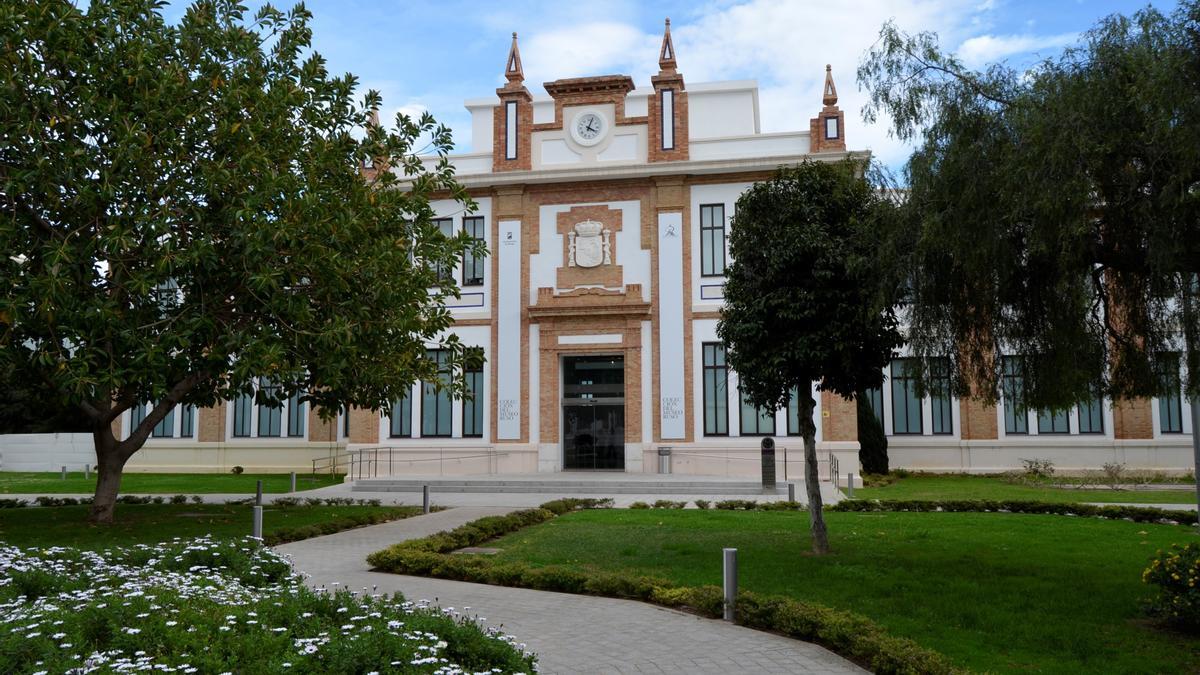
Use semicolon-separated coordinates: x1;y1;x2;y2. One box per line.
180;405;194;438
432;218;454;284
152;404;175;438
422;349;452;437
700;204;726;277
1158;353;1183;434
863;386;884;425
287;392;306;438
660;89;675;150
342;407;351;438
505;100;518;160
825;116;839;139
1037;409;1069;434
389;396;411;438
463;365;484;438
257;378;282;438
929;358;953;435
462;216;486;286
1077;391;1104;434
890;358;922;434
739;387;775;436
702;343;728;436
1002;356;1028;434
233;394;253;437
130;402;147;434
787;386;803;436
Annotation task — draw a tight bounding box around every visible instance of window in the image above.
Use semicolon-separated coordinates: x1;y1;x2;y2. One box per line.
130;402;147;432
422;349;452;437
890;358;922;434
341;406;351;438
1037;409;1069;434
152;405;175;438
863;386;884;425
432;218;454;285
233;393;253;437
1158;353;1183;434
286;392;306;438
660;89;675;150
825;116;839;140
389;396;411;438
787;387;804;436
505;100;518;160
1077;391;1104;434
699;204;726;277
257;378;282;437
928;359;953;435
463;364;484;438
702;343;728;436
462;216;486;286
180;404;194;438
739;387;775;436
1002;356;1028;434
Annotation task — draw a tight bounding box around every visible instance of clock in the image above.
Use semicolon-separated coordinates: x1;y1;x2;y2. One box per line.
570;111;607;147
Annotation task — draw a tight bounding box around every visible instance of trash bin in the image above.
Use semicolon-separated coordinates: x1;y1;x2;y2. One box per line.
658;446;672;474
761;437;776;490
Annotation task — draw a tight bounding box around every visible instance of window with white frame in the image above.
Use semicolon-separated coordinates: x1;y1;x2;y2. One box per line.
702;342;729;436
389;395;412;438
421;349;452;437
890;358;923;435
129;402;195;439
463;362;484;438
231;378;305;439
1158;352;1184;434
1077;388;1105;434
1002;356;1028;434
432;218;455;285
462;216;486;286
699;204;726;277
739;387;775;436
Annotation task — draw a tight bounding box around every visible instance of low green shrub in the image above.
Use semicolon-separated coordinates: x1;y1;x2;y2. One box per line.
170;494;188;504
714;499;758;510
1144;543;1200;631
756;500;806;511
652;500;687;509
0;499;27;509
831;498;1196;525
692;499;711;510
629;501;650;509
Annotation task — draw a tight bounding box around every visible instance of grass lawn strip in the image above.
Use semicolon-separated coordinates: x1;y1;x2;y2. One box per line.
0;504;422;549
0;536;535;673
367;499;958;675
855;473;1195;503
489;507;1198;675
0;471;343;495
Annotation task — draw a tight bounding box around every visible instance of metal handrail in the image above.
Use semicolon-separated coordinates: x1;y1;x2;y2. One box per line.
343;445;506;479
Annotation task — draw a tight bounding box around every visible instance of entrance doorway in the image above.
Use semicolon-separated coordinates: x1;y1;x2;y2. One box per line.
562;354;625;470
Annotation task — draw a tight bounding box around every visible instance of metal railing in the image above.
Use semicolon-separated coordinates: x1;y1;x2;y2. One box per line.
827;452;840;486
318;446;509;480
663;446;790;481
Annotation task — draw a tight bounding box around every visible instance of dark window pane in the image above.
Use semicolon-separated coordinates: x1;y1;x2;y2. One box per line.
890;358;923;434
390;396;411;438
257;378;281;437
233;394;253;437
180;405;194;438
1158;353;1183;433
463;369;484;437
152;404;174;438
703;343;728;436
739;387;775;435
1037;409;1069;434
432;218;454;285
422;349;452;437
130;403;148;435
700;205;726;277
929;358;953;435
1077;394;1104;434
1003;356;1027;434
287;392;305;438
462;217;486;286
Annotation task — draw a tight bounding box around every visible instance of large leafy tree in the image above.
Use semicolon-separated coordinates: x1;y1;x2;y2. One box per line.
858;4;1200;411
718;161;902;554
0;0;480;522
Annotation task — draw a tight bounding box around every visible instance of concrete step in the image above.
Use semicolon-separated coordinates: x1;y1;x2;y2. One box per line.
351;478;792;496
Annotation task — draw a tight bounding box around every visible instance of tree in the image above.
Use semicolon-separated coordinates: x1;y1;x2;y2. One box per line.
0;0;480;523
858;4;1200;410
718;161;903;554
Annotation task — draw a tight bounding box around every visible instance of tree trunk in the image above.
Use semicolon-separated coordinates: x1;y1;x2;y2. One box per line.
798;391;830;555
88;426;128;524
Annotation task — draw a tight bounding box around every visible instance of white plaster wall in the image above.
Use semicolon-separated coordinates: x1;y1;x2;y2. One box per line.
690;183;752;310
689;133;810;161
496;219;522;440
889;437;1195;472
531;104;648;169
533;99;555;124
530;201;649;303
625;89;650;117
688;87;758;139
0;433;95;472
466;102;495;153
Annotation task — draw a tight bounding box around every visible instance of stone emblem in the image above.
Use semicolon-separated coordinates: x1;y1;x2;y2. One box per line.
568;220;611;268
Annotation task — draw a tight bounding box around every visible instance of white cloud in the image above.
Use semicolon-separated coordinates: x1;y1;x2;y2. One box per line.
519;22;660;84
957;32;1077;68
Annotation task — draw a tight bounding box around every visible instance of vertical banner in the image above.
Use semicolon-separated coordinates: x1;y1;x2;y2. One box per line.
497;220;522;440
658;212;685;439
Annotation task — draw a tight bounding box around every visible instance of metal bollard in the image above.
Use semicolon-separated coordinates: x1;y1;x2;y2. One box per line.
255;479;263;506
422;485;431;514
61;466;67;480
289;472;297;494
252;505;263;542
848;473;855;498
788;482;796;502
84;464;90;480
723;548;738;622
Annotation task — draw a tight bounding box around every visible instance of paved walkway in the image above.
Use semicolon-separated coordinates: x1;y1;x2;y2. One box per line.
274;507;866;675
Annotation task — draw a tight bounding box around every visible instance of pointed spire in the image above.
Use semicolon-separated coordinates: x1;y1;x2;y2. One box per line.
505;32;524;84
822;64;838;106
658;18;677;73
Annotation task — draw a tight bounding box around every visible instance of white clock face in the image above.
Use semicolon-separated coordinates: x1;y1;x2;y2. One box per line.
572;112;606;146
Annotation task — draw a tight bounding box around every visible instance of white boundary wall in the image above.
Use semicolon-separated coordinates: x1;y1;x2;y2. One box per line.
888;437;1194;473
0;433;95;472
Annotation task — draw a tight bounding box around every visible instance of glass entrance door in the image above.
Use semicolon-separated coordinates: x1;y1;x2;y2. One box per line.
562;355;625;470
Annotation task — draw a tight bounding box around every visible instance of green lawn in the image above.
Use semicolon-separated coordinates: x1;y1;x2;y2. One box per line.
0;503;412;549
0;471;343;495
855;473;1196;503
487;509;1200;674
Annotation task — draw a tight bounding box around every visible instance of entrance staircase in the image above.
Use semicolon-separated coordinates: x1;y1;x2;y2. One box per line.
351;474;792;496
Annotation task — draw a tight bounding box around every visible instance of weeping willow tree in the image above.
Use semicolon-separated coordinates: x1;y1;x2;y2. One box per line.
859;4;1200;415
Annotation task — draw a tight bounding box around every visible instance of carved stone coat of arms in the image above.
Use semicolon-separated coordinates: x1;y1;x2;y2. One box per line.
567;220;612;268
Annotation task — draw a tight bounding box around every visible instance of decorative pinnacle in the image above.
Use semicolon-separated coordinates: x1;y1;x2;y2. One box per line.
505;31;524;83
822;64;838;106
659;17;677;72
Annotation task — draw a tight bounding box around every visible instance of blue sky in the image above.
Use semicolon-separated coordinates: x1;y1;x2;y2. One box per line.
159;0;1170;170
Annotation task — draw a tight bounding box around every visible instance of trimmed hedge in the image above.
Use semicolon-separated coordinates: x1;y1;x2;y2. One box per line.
830;498;1197;525
367;497;960;675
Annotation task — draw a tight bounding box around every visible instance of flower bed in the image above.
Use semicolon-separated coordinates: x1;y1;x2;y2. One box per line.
0;537;535;673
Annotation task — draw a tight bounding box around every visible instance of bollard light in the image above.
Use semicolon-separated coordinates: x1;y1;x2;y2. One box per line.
289;471;297;494
252;505;264;542
848;472;855;498
255;479;263;506
61;466;67;480
787;482;796;503
723;547;738;622
84;464;90;480
422;485;431;514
